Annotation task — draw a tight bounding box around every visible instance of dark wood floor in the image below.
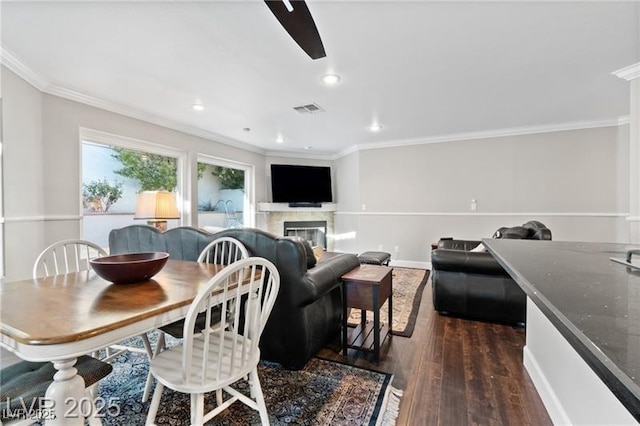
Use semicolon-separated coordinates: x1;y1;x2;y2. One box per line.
317;276;552;425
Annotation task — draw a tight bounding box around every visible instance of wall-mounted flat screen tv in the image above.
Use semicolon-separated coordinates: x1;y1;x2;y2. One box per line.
271;164;332;206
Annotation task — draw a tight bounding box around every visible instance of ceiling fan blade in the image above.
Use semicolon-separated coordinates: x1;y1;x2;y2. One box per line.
264;0;326;60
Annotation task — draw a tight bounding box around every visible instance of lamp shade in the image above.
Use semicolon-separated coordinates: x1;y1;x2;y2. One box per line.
134;191;180;220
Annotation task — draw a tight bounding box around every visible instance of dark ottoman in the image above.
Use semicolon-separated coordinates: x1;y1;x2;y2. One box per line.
358;251;391;266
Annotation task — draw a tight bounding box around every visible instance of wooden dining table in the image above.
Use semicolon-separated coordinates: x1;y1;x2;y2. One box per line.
0;259;227;425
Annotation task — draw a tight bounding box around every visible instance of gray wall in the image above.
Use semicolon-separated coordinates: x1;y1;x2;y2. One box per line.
333;125;630;265
2;67;46;280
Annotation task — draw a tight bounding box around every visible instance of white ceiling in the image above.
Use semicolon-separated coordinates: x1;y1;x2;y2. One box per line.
2;1;638;157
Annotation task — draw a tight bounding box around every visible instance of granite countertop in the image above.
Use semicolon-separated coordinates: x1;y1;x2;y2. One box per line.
483;239;640;419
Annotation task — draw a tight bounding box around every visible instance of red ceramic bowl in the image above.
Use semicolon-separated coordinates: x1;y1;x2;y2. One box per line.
90;252;169;284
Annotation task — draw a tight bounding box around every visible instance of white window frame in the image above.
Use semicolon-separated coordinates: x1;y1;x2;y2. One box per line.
196;154;255;228
79;128;190;228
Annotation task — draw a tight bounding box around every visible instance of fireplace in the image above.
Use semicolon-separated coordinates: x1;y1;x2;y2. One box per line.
284;220;327;249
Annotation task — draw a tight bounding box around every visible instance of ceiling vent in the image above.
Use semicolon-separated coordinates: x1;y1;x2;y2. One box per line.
293;103;325;114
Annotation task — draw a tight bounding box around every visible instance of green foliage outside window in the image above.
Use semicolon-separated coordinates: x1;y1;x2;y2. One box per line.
112;147;177;191
83;179;123;213
111;149;209;192
213;167;244;190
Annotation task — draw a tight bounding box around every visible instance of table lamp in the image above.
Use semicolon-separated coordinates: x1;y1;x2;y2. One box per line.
134;191;180;231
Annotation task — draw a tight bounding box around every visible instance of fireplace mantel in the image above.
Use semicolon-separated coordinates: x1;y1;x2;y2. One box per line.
258;202;337;212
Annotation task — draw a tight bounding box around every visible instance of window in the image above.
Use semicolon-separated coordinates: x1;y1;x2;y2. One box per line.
197;155;254;231
80;129;186;247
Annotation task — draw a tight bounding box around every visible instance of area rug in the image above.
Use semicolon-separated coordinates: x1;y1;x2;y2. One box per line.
97;335;401;425
348;267;430;337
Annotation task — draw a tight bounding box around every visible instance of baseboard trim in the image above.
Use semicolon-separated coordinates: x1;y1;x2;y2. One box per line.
523;345;570;425
389;260;430;270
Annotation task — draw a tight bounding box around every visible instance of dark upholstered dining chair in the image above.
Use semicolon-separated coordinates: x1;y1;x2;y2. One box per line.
0;356;112;426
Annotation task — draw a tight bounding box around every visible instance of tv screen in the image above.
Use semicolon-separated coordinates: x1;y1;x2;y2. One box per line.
271;164;332;204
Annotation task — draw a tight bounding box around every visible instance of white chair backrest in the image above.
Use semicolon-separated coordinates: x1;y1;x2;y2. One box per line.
197;237;249;265
33;239;107;278
181;257;280;387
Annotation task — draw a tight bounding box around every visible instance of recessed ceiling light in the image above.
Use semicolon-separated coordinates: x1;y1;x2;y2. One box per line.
305;146;312;150
322;73;341;85
192;103;204;111
370;123;382;132
276;136;284;144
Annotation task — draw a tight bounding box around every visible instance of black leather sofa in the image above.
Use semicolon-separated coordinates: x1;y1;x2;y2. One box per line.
430;221;552;325
109;225;360;370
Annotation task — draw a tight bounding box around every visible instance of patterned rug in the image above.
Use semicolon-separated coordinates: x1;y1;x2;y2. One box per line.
98;335;401;425
348;267;430;337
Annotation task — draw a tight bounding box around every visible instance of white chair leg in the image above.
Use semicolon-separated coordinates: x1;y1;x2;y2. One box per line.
216;389;223;406
191;393;205;426
146;381;164;425
142;332;166;403
140;333;153;357
250;368;270;426
142;373;155;403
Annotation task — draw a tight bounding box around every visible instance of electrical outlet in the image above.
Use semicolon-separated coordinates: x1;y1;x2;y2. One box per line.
471;199;477;211
362;204;367;211
394;246;400;260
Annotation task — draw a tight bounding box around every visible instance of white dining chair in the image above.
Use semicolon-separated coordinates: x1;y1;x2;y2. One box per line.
146;257;280;426
32;239;154;363
141;236;250;402
32;239;107;278
196;236;249;264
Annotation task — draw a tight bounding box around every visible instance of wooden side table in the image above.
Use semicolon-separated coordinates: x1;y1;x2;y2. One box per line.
341;264;393;362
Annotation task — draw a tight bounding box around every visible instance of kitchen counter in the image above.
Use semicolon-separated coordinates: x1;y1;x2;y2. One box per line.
483;239;640;423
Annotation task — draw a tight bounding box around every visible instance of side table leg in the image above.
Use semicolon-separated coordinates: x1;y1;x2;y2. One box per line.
373;287;380;363
342;283;348;356
44;358;85;426
388;277;393;340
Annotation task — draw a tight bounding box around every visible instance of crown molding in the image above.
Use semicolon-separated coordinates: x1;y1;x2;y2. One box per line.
0;47;49;90
332;144;359;160
264;149;334;161
333;117;628;159
613;62;640;81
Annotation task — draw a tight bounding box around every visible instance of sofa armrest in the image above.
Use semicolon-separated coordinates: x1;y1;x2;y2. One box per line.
438;239;482;251
300;253;361;306
431;249;509;276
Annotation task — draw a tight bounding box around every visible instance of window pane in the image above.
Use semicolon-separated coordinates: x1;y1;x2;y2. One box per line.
197;163;244;231
82;142;180;246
